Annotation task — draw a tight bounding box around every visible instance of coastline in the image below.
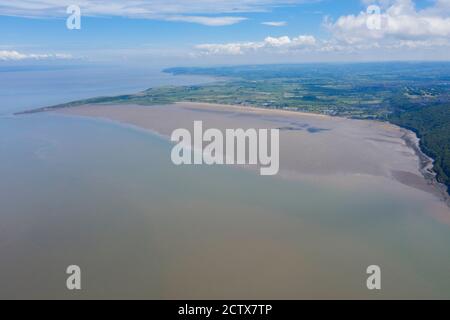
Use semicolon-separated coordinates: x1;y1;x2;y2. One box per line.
179;102;449;204
36;101;448;208
16;97;450;204
177;101;449;204
399;128;450;205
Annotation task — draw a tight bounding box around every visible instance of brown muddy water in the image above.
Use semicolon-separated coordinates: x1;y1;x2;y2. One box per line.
1;102;450;299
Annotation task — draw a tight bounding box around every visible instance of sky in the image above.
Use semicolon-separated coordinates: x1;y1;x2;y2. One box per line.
0;0;449;66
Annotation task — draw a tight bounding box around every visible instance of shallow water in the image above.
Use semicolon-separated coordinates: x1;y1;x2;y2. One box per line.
1;68;450;299
0;65;212;115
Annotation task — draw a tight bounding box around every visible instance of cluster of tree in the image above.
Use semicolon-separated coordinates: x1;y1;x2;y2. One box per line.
389;103;450;189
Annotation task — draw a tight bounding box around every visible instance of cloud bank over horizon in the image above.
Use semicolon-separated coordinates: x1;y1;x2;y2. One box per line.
196;0;450;57
0;0;304;26
0;50;73;61
0;0;449;63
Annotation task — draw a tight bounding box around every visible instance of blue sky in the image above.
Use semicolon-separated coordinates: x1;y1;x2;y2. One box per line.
0;0;448;66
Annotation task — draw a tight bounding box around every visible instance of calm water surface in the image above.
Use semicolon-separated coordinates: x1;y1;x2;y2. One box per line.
1;66;450;299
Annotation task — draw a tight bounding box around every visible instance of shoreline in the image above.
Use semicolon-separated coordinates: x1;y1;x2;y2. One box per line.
399;129;450;205
172;102;450;204
18;99;450;203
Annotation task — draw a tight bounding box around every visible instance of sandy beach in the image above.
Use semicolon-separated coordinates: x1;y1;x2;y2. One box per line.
54;102;448;203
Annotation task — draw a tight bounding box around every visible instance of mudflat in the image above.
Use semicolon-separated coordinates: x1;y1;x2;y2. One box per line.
55;102;447;202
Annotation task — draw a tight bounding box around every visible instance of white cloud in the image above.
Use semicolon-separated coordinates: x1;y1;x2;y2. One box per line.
262;21;287;26
166;16;247;26
0;50;73;61
326;0;450;44
196;35;317;55
264;36;292;46
0;0;306;26
195;0;450;57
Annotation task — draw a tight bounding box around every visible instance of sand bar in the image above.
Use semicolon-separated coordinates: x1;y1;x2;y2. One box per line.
54;102;449;206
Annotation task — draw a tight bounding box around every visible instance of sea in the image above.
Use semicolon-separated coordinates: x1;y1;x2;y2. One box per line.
1;64;450;299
